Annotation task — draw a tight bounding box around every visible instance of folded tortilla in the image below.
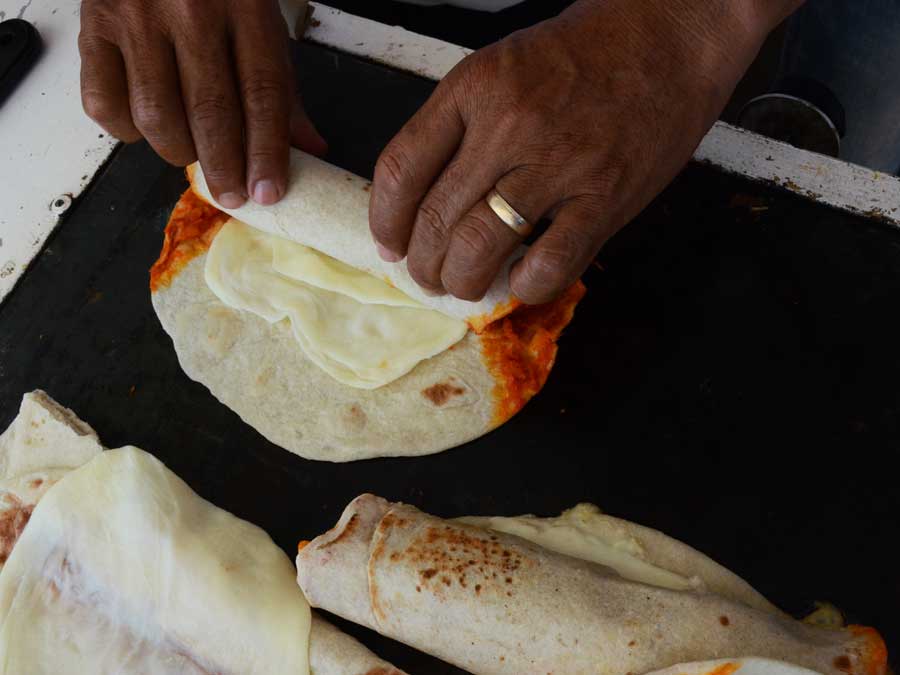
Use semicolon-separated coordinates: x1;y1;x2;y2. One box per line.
295;495;888;675
0;392;406;675
187;150;522;329
150;183;583;462
0;390;103;571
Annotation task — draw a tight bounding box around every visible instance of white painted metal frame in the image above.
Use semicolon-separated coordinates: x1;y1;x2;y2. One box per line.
304;3;900;226
1;1;897;306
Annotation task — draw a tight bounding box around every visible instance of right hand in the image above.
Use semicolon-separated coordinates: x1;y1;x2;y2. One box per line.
79;0;326;208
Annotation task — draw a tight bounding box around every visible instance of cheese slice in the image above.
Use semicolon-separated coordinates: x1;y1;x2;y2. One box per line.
205;218;468;389
645;658;824;675
460;503;700;592
0;447;311;675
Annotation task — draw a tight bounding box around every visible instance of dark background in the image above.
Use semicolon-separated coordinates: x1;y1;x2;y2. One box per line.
1;20;897;675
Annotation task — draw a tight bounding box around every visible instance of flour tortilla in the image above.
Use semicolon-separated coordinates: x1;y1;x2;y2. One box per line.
0;392;407;675
296;495;887;675
0;390;102;571
153;251;505;462
645;658;824;675
187;149;523;327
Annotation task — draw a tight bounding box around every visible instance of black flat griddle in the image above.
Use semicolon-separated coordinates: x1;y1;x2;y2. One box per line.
1;42;898;673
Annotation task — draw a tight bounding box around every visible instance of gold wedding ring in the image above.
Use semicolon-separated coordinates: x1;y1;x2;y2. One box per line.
486;188;533;237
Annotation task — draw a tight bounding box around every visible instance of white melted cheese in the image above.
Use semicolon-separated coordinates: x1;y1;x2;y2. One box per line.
461;504;699;592
645;658;824;675
0;447;311;675
205;219;468;389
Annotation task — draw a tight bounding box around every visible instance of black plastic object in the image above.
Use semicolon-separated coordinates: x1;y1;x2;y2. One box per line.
0;43;897;673
0;18;41;106
738;77;847;158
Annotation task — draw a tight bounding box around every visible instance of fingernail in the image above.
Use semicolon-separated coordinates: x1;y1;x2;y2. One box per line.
376;242;402;263
218;192;246;209
252;180;281;205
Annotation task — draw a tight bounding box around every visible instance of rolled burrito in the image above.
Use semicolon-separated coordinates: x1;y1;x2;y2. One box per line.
187;150;523;329
0;392;406;675
295;495;888;675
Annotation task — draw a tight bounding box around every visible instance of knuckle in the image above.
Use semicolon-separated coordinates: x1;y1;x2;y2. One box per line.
246;147;281;166
579;158;628;202
241;72;286;121
81;89;120;126
415;201;452;244
517;241;581;302
130;95;168;137
177;0;215;28
374;145;417;198
80;1;119;33
451;217;500;261
189;92;232;126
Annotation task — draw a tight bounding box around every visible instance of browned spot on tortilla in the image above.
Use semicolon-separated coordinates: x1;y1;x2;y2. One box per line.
387;520;529;599
363;668;404;675
29;478;44;489
421;381;465;406
341;404;368;433
719;615;730;626
0;497;34;565
320;514;359;549
834;656;852;672
628;640;636;647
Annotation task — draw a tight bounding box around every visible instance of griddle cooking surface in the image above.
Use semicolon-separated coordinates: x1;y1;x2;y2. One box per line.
1;43;898;672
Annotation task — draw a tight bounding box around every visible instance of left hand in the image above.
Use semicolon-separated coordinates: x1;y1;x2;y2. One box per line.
368;0;794;304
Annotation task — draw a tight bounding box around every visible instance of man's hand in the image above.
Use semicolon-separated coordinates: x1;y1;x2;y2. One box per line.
79;0;326;208
370;0;802;304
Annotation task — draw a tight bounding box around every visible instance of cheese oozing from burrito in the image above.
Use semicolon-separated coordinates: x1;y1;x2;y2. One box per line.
205;218;468;389
460;503;700;592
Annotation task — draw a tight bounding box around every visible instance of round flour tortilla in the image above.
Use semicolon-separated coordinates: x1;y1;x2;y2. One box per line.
155;252;505;462
151;184;583;462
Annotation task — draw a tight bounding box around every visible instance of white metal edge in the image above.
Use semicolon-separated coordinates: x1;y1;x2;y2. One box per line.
696;123;900;225
0;0;120;304
305;3;471;80
306;2;900;227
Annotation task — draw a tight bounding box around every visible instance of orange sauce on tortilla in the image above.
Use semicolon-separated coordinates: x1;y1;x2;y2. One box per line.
704;664;740;675
149;189;228;292
151;189;587;426
848;625;889;675
481;281;586;426
468;298;522;333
